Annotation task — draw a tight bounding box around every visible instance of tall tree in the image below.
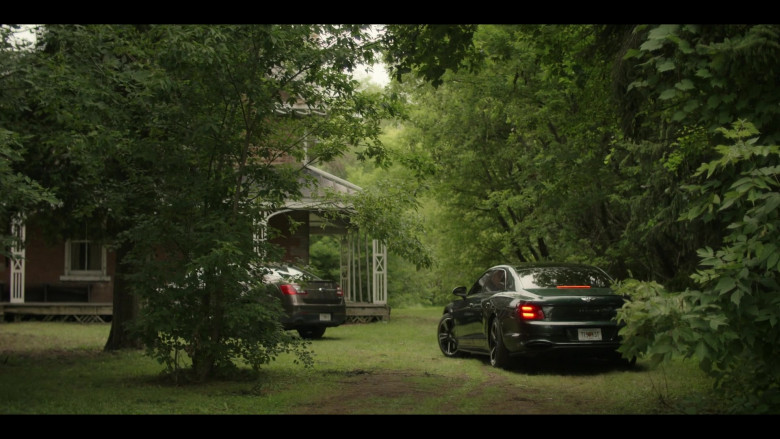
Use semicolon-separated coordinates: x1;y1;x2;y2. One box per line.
0;26;58;256
391;25;625;274
8;24;392;381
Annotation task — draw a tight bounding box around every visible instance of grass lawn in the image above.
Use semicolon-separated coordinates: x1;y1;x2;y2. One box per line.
0;306;725;414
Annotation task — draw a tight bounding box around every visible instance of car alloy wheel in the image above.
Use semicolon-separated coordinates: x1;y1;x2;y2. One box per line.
437;313;460;357
489;317;511;369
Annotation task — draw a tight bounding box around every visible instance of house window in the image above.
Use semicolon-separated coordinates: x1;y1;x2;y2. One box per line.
61;238;110;281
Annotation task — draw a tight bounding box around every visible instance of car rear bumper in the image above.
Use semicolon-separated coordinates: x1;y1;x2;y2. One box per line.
507;340;622;359
281;305;347;329
503;321;623;358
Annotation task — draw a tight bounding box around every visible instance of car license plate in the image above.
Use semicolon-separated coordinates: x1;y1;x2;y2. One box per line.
319;313;331;322
578;328;602;341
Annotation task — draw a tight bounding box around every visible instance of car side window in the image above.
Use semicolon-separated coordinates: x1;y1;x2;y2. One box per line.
504;271;514;291
469;269;508;295
468;271;489;295
484;269;507;292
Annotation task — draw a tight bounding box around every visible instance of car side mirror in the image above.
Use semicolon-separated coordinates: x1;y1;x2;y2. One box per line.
452;286;467;298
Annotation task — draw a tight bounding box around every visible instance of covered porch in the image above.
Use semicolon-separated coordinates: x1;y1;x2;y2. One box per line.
264;165;389;322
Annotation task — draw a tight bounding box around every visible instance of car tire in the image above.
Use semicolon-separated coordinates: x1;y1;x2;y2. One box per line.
297;326;326;339
437;313;461;357
489;317;512;369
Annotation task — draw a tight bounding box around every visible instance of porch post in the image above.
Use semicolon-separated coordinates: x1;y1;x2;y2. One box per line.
340;235;352;303
372;239;387;305
9;216;25;303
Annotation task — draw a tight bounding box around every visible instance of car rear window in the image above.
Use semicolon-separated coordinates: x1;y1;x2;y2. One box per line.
515;266;612;289
264;265;321;282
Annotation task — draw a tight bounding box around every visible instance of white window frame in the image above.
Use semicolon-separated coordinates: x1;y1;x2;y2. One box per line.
60;238;110;281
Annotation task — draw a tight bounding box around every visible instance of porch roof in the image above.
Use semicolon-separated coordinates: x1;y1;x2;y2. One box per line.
282;164;361;211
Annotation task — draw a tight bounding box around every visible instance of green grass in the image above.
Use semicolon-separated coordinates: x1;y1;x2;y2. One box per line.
0;306;726;414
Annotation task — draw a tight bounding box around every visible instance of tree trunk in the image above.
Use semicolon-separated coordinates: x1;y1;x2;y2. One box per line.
104;241;143;351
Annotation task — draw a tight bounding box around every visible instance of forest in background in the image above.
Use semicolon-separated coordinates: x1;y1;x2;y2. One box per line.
311;25;778;304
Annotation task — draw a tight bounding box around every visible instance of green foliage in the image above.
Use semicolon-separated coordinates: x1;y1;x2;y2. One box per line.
129;243;313;382
382;25;481;88
388;25;623;273
0;130;58;255
335;177;433;270
595;25;780;287
317;118;444;305
0;28;59;255
623;25;780;144
3;24;391;380
117;25;390;380
618;121;780;413
614;279;701;365
309;235;341;281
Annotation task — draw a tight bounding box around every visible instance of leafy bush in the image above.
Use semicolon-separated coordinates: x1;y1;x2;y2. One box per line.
617;121;780;413
128;240;313;383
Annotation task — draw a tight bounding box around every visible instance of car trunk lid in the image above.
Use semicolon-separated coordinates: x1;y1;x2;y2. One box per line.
291;280;343;304
526;288;625;321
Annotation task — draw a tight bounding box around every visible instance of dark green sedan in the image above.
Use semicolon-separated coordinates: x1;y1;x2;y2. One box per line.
437;262;633;369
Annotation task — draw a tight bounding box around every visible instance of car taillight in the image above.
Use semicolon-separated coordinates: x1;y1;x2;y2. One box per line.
280;284;303;295
517;303;544;320
336;286;343;297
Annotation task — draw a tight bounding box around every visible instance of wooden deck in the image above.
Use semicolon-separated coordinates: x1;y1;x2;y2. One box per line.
0;302;113;323
345;302;391;323
0;301;389;324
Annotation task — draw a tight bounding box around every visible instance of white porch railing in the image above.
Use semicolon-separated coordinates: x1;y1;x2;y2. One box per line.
341;232;386;305
10;215;25;303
